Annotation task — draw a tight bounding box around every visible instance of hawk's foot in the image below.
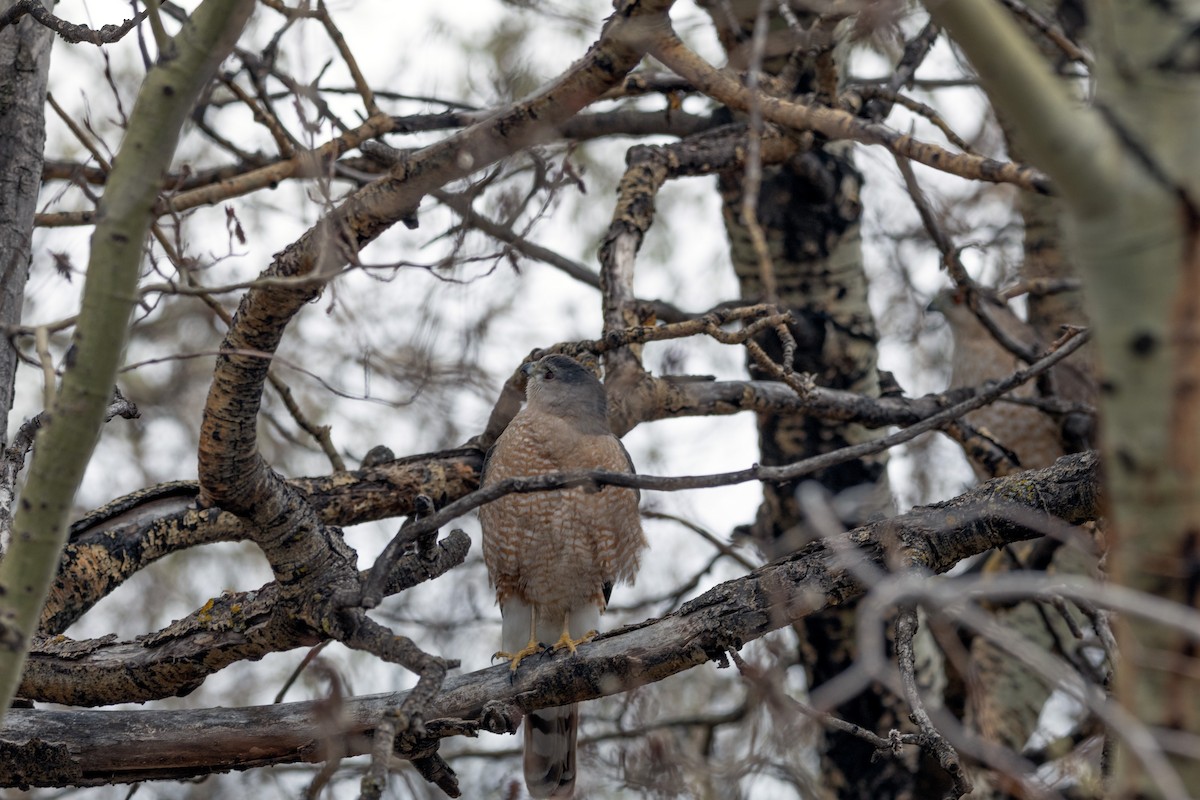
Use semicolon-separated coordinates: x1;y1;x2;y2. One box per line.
492;639;545;672
548;628;598;656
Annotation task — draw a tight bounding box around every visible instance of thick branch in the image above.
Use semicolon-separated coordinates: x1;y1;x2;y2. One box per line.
32;319;1085;708
48;325;1081;644
594;124;805;397
43;448;481;634
367;328;1088;603
195;2;673;597
0;0;52;443
35;110;720;228
925;0;1114;211
20;531;470;706
0;452;1101;785
0;0;143;45
37;328;1075;631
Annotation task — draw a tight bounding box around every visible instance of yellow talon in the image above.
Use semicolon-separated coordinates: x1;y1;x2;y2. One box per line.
494;607;599;671
493;636;544;671
549;626;597;655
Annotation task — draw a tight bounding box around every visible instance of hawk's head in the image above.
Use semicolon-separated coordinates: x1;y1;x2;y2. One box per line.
522;354;607;424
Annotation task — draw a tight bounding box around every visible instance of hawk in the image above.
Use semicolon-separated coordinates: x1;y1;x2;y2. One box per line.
480;354;646;799
930;288;1092;478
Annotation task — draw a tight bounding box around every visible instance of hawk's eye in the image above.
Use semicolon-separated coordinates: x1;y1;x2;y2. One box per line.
544;368;555;380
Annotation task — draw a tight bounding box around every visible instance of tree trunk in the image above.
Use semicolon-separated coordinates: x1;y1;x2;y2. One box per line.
0;1;53;445
932;0;1200;793
700;4;901;796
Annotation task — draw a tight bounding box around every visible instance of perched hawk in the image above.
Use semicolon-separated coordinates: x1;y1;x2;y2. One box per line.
480;354;646;799
930;288;1092;478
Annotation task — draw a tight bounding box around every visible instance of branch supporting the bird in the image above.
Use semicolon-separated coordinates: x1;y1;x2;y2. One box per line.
0;451;1100;786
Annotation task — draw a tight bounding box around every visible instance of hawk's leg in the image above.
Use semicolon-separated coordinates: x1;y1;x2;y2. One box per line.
548;611;597;655
493;603;544;671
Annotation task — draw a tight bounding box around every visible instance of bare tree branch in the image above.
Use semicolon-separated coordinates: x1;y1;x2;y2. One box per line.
0;451;1101;786
647;23;1052;193
0;1;144;46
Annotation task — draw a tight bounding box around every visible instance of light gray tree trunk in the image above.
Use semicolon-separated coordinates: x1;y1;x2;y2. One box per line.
0;1;53;444
933;0;1200;794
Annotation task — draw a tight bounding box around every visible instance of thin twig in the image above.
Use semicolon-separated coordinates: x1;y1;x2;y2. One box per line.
429;187;691;322
857;86;974;152
996;0;1091;66
33;327;54;410
315;0;379;117
642;509;758;570
729;649;923;755
0;0;145;45
740;0;779;305
648;24;1052;193
219;75;296;158
895;606;973;797
894;152;1041;364
273;640;332;704
856;573;1194;800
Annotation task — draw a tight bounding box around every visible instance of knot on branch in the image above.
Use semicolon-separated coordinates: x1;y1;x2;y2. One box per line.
702;630;745;668
480;699;524;735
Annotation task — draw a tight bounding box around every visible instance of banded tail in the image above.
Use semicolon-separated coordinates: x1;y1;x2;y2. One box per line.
501;598;600;799
524;703;578;798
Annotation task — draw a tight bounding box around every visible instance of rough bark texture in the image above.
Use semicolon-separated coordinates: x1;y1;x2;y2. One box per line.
0;452;1102;786
0;1;52;443
195;0;670;603
1088;5;1200;792
14;0;1189;794
43;449;481;634
21;531;470;705
25;333;1065;707
952;8;1098;795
